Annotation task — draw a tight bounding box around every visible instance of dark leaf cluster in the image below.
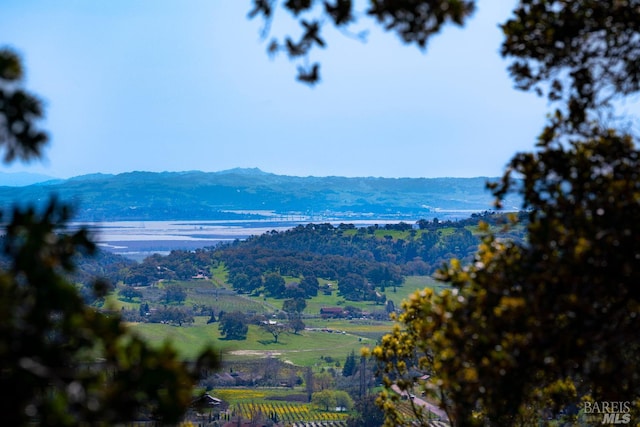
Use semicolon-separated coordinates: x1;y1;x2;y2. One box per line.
0;48;48;162
501;0;640;130
250;0;476;84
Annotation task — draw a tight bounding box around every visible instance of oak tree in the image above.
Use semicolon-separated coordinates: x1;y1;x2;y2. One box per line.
218;311;249;340
372;133;640;425
272;1;640;425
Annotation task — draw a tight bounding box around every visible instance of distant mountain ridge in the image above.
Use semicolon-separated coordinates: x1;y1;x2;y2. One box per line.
0;171;59;186
0;168;521;222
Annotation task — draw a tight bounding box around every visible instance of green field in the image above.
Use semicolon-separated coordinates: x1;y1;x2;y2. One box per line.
128;317;375;365
121;275;448;366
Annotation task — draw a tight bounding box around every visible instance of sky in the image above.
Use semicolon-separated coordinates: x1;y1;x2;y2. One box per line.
0;1;553;179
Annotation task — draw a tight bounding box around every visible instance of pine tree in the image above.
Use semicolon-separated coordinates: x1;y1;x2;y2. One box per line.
343;350;357;377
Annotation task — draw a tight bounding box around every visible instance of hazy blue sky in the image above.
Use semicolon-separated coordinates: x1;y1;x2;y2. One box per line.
1;1;553;179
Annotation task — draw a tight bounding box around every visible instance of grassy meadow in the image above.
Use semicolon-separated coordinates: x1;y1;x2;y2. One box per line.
117;274;446;366
128;317;374;365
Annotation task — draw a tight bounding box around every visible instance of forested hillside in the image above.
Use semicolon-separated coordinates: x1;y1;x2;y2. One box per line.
68;212;526;307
